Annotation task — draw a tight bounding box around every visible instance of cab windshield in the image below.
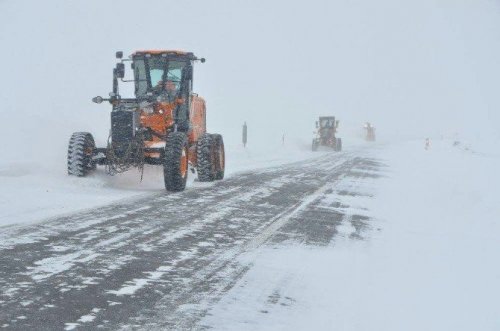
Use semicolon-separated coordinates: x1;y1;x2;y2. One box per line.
133;56;186;97
320;119;335;128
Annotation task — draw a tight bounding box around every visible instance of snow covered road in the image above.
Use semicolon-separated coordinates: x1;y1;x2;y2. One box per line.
0;151;382;330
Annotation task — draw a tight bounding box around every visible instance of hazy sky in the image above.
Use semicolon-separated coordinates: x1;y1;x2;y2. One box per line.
1;0;499;162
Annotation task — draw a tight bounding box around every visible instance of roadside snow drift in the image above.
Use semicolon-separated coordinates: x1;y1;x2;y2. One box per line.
201;139;500;331
0;143;323;227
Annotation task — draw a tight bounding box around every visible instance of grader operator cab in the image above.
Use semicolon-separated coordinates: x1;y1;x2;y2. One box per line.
67;50;225;192
312;116;342;151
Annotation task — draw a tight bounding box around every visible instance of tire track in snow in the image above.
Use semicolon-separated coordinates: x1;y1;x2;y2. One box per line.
198;157;385;331
0;152;367;330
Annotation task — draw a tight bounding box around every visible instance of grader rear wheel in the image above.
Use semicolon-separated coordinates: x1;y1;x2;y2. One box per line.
336;138;343;152
164;132;189;192
312;139;319;151
213;134;225;180
197;133;217;182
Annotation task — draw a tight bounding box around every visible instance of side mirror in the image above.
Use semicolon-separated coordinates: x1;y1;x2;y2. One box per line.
92;96;104;104
336;120;340;128
116;63;125;79
200;58;206;63
116;51;123;59
315;121;319;128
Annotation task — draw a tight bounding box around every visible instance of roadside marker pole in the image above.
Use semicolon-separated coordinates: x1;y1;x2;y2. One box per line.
243;122;247;148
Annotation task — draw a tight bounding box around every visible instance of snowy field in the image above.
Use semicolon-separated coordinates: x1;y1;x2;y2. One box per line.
0;142;321;227
201;138;500;331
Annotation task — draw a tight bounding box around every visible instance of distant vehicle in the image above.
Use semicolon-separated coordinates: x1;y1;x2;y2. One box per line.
364;122;376;141
312;116;342;151
67;50;225;192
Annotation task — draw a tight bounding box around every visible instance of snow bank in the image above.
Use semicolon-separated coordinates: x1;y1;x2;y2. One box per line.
0;141;327;227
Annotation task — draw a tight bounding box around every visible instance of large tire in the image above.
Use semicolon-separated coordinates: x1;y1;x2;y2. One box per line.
336;138;342;152
164;132;189;192
197;133;216;182
67;132;96;177
212;134;225;180
312;139;318;151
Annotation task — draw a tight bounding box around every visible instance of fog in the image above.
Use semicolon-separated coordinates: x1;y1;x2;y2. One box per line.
1;0;499;165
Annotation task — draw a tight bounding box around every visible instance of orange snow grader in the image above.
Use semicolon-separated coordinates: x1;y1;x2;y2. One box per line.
67;50;225;191
364;122;376;141
312;116;342;151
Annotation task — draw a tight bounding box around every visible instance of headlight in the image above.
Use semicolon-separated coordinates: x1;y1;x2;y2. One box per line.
139;101;154;114
142;105;154;114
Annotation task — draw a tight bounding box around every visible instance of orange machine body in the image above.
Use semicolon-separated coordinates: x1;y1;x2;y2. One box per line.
132;49;207;165
141;95;206;164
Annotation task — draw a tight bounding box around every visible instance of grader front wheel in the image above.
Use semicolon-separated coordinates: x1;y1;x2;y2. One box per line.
67;132;96;177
